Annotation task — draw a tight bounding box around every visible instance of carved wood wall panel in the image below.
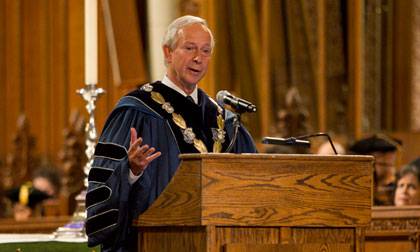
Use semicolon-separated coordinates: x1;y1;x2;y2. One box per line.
369;218;420;231
2;115;39;189
57;110;87;214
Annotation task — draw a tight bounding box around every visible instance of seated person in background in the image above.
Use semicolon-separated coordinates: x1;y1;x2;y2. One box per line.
410;157;420;169
31;166;61;198
6;166;61;221
394;164;420;206
349;134;401;206
7;185;51;221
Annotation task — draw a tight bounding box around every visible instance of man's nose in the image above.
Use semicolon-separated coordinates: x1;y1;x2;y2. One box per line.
193;52;202;63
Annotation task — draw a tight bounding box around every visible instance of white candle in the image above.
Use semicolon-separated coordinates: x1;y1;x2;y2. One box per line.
85;0;98;84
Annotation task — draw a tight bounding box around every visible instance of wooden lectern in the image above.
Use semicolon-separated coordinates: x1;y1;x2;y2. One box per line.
134;154;373;252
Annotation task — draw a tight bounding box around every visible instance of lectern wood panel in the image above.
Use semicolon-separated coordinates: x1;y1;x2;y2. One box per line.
201;156;371;226
135;154;373;252
137;160;203;225
137;154;372;227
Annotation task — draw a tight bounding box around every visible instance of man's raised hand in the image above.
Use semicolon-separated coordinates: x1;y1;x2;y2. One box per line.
128;127;161;175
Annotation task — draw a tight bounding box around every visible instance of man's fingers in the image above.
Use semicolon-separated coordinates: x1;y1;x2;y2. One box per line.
130;145;156;161
127;131;161;171
130;128;144;150
144;147;156;156
130;128;137;146
146;151;161;163
128;145;161;175
130;137;144;152
134;144;149;156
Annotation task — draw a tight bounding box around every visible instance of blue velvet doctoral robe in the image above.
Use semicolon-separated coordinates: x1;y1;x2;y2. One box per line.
85;82;256;251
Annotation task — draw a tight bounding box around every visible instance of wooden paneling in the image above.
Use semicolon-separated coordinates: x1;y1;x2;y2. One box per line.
3;0;22;156
259;0;272;138
22;0;48;156
215;227;281;250
139;227;207;252
104;0;148;89
348;0;364;139
0;0;148;170
291;228;354;245
0;0;5;160
316;0;326;132
225;243;351;252
67;0;85;113
390;131;420;165
393;1;413;130
139;226;355;252
366;240;413;252
49;0;68;164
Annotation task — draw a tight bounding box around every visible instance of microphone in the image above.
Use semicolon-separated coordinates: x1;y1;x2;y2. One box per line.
216;90;257;113
262;132;338;154
262;137;311;147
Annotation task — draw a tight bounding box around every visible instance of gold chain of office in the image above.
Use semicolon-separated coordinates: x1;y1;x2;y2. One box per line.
141;83;226;153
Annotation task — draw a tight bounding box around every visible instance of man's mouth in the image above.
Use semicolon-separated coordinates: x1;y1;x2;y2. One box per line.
188;67;201;74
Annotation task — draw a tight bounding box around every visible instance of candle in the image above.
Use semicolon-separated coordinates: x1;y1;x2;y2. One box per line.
85;0;98;84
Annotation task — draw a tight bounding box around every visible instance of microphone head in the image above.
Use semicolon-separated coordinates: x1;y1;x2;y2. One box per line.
216;90;230;106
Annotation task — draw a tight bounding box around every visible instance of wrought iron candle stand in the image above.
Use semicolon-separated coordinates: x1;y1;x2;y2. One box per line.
54;83;104;238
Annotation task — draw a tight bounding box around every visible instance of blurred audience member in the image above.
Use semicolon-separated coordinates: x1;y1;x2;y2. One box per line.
6;166;61;221
394;164;420;206
32;166;61;197
410;157;420;169
349;134;401;205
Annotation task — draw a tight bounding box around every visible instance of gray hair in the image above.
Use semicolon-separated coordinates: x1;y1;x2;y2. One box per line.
397;164;420;183
162;15;215;50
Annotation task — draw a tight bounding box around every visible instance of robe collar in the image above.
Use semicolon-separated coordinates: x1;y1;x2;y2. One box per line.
161;75;198;104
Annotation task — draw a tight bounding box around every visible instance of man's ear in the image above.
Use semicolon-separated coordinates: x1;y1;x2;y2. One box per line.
163;45;172;64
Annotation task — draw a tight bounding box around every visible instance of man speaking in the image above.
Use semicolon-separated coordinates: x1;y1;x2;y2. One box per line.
85;15;256;251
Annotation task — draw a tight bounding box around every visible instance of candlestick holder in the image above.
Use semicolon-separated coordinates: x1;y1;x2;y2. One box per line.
53;83;104;239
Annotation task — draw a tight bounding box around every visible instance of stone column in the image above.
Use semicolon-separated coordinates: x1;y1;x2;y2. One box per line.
147;0;179;81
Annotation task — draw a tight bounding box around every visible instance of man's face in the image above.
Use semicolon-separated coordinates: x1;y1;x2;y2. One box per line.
164;23;212;93
374;151;397;182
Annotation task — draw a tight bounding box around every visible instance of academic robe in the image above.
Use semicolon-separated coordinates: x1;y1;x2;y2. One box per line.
85;81;257;251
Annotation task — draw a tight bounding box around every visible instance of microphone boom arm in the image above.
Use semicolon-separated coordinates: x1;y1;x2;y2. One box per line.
225;113;241;153
294;132;338;155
